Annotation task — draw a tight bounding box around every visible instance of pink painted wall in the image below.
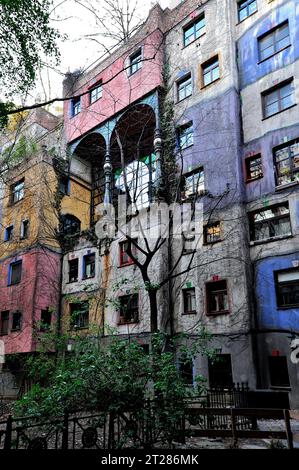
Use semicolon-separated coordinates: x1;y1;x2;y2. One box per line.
64;29;164;143
0;248;60;354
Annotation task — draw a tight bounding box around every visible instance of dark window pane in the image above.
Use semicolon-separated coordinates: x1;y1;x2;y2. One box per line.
9;261;22;285
0;311;9;335
119;294;139;323
206;280;229;314
268;356;290;387
69;259;79;282
83;254;95;278
70;302;89;329
209;354;233;388
12;311;22;331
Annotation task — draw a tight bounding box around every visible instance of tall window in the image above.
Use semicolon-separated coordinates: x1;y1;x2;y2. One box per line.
0;311;9;336
268;356;290;387
249;203;291;242
40;309;52;331
70;302;89;329
245;154;263;182
71;96;81;116
4;225;14;242
275;269;299;308
11;179;24;204
238;0;257;22
68;258;79;282
204;222;221;244
83;253;95;279
20;220;29;239
274;139;299;186
90;81;102;104
177;73;192;101
129;48;142;75
178;122;193;149
12;311;22;331
202;56;220;87
208;354;233;387
8;260;22;285
183;14;205;47
258;22;290;62
182;168;204;199
183;288;196;314
119;240;137;266
179;354;194;385
262;80;295;118
118;294;139;324
206;280;229;314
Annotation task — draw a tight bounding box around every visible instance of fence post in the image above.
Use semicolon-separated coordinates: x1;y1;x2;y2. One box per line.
4;415;12;450
108;411;115;449
230;408;237;447
61;410;69;449
283;409;293;450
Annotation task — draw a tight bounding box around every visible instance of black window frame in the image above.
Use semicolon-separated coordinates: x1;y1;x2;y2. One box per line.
274;268;299;309
183;13;205;47
10;178;24;204
11;311;22;331
4;225;14;242
206;280;229;315
204;221;221;244
245;154;263;182
71;96;81;117
0;311;9;336
68;258;79;283
249;202;291;242
182;287;196;314
129;48;142;75
118;293;139;324
273;138;299;187
258;21;290;62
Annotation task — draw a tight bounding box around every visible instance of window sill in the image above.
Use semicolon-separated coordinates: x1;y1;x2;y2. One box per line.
67;280;78;284
206;310;230;316
118;320;139;325
7;282;21;287
246;176;263;184
237;10;258;25
276;304;299;310
203;239;222;246
82;275;95;280
275;181;299;191
177;94;192;105
182;32;206;49
262;103;297;121
250;234;292;246
200;76;221;90
257;44;291;65
179;144;194;151
70;326;89;331
89;97;102;106
182;310;197;315
270;386;291;391
118;262;135;268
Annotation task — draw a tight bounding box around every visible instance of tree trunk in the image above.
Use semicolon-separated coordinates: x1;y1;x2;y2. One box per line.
148;288;158;333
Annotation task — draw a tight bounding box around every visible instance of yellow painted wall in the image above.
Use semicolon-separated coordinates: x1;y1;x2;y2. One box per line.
60;177;91;231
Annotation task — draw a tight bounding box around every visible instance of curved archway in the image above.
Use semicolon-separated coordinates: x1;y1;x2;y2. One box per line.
60;213;81;236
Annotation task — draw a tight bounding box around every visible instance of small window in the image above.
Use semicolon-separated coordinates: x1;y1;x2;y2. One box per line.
206;280;229;314
8;260;22;285
71;96;81;117
4;225;14;242
208;354;233;387
202;56;220;87
181;168;205;200
258;22;290;62
40;309;52;331
183;288;196;314
238;0;257;23
59;176;70;195
83;253;95;279
179;354;194;385
245;154;263;181
183;14;205;47
90;81;103;104
70;302;89;329
12;311;22;331
20;220;29;240
275;269;299;308
119;240;137;266
268;356;290;387
178;122;193;149
274;139;299;186
10;179;24;204
249;202;291;242
262;79;295;118
68;258;79;282
119;294;139;324
177;73;192;101
61;214;81;236
129;48;142;75
0;311;9;336
204;222;221;244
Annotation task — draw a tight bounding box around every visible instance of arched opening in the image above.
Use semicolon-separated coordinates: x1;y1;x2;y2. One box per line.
72;133;106;225
110;104;156;211
61;214;81;236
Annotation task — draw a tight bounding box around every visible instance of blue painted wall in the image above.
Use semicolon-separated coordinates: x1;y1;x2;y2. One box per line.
255;252;299;330
238;1;299;89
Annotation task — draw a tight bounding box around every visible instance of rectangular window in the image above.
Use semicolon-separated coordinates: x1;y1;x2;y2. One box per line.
274;139;299;186
83;253;95;279
40;309;52;331
4;225;14;241
119;294;139;324
238;0;257;23
245;154;263;181
258;22;290;62
275;269;299;308
70;302;89;329
177;73;192;101
12;311;22;331
20;220;29;240
268;356;290;387
119;240;137;266
129;48;142;75
68;258;79;282
8;260;22;285
202;56;220;87
71;96;81;117
206;280;229;314
11;178;24;204
183;288;196;314
178;122;193;149
182;169;204;199
90;81;102;104
0;311;9;336
204;222;221;244
208;354;233;387
59;176;70;195
183;14;205;47
262;79;295;118
179;354;194;385
249;202;291;242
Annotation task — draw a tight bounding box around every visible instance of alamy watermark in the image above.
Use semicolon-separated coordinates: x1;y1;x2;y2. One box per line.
291;339;299;364
0;340;4;365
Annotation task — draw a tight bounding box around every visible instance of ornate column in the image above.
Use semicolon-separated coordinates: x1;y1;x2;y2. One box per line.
153;94;163;199
103;149;112;207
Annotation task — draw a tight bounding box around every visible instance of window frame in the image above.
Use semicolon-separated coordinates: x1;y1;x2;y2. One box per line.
203;221;222;245
249;202;291;242
129;48;142;76
71;96;81;117
245;154;263;182
237;0;257;23
68;258;79;283
183;13;205;47
82;253;95;279
258;21;290;63
182;287;196;315
273;138;299;187
10;178;24;204
177;122;194;150
181;168;205;200
119;240;137;267
274;268;299;309
8;260;22;286
70;302;89;330
11;311;22;332
118;293;139;324
268;356;290;388
262;79;295;119
201;56;220;88
0;311;9;336
4;225;14;242
177;73;192;102
20;219;29;240
206;279;230;315
89;81;103;104
40;308;52;331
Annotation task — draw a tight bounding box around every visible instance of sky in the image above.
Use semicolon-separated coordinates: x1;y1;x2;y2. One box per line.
31;0;171;112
